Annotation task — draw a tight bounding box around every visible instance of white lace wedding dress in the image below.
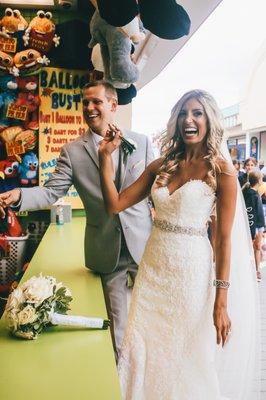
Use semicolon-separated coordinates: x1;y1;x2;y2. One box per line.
118;180;226;400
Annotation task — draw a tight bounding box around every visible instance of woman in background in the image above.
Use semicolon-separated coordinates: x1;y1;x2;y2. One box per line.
238;157;257;187
243;170;265;281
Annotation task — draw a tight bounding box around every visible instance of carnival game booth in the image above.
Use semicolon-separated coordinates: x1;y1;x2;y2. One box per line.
0;1;222;399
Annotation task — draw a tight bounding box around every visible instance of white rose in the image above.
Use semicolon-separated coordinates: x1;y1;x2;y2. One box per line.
21;276;54;306
55;282;72;297
17;305;38;325
65;287;72;297
55;281;63;291
5;287;25;313
15;330;36;340
6;310;19;331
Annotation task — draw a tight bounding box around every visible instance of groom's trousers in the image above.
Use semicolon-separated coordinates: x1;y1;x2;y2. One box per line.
100;234;138;363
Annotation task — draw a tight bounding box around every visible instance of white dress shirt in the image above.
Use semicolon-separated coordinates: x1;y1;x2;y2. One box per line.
91;131;119;179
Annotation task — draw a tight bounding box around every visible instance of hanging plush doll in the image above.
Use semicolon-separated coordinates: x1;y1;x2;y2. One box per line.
89;10;145;86
19;151;38;186
0;75;18;129
96;0;191;40
0;125;37;157
0;157;20;192
91;44;137;105
15;75;41;130
0;50;19;76
23;10;60;53
13;48;50;76
0;8;28;52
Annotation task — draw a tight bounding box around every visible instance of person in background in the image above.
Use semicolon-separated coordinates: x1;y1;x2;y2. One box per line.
0;80;154;361
259;160;264;169
259;160;266;182
238;157;257;187
258;175;266;221
232;159;244;180
242;170;265;282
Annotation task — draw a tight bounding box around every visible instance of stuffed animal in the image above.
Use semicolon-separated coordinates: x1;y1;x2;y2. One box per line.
0;75;18;128
0;51;19;76
89;11;145;86
0;8;28;52
91;43;137;105
19;151;38;186
0;125;37;157
0;157;20;192
23;10;60;53
95;0;191;40
13;48;50;75
15;76;41;130
0;8;28;36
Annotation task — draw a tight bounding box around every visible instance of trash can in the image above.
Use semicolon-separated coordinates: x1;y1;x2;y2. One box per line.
0;234;29;291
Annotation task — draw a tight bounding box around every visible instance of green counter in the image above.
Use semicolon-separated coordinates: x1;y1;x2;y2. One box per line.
0;218;121;400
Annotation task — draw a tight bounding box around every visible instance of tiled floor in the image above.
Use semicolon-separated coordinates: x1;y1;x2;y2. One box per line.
260;262;266;398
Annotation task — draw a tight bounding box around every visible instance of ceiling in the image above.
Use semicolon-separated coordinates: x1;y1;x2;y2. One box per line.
134;0;223;89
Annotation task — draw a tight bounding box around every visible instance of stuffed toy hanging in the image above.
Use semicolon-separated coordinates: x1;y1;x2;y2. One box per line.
0;8;28;52
0;51;19;76
95;0;191;40
0;157;20;192
23;10;60;53
0;125;37;157
15;75;41;130
13;48;50;76
19;151;38;186
91;43;137;105
89;10;145;86
0;75;18;128
0;8;28;36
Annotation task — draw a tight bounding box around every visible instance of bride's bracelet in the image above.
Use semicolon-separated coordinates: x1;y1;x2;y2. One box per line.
213;279;230;289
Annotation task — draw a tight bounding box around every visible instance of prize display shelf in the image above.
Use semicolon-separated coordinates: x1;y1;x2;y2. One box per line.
0;217;121;400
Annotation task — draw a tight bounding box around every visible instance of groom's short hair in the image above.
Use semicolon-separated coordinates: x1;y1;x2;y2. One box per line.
82;80;118;101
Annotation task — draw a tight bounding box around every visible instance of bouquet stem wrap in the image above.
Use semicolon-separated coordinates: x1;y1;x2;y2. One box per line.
50;312;110;329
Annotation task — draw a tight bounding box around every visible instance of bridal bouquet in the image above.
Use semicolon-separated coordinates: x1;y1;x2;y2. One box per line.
5;274;110;340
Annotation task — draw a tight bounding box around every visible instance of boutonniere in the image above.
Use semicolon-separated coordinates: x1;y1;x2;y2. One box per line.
121;137;137;155
107;124;137;155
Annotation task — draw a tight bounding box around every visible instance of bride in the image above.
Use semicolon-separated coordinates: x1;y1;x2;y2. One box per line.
99;89;260;400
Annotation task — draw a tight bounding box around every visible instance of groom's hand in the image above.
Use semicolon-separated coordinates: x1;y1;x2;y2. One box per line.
98;124;122;156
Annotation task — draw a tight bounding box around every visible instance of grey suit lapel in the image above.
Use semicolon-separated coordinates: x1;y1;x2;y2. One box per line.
83;131;99;169
82;130;130;188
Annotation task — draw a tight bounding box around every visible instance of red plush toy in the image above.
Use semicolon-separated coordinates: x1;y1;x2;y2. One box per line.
15;75;41;130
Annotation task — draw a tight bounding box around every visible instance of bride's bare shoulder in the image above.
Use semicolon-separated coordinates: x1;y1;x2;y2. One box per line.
215;157;236;176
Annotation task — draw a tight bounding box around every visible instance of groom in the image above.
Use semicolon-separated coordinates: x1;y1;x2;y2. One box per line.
0;80;154;361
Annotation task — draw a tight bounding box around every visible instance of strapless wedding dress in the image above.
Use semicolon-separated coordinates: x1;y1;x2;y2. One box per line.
118;180;229;400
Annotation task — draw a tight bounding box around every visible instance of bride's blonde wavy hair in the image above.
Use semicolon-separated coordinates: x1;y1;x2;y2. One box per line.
156;89;225;190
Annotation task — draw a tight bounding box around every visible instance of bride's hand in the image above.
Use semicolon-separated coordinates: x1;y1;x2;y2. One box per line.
98;124;122;156
213;302;231;347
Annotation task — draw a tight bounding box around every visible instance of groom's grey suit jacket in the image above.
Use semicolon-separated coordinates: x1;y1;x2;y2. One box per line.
20;130;154;273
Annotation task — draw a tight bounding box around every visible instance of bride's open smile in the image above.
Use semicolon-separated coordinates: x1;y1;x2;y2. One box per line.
177;98;208;145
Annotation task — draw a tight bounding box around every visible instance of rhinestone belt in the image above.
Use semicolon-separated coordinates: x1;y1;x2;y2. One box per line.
153;218;207;237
